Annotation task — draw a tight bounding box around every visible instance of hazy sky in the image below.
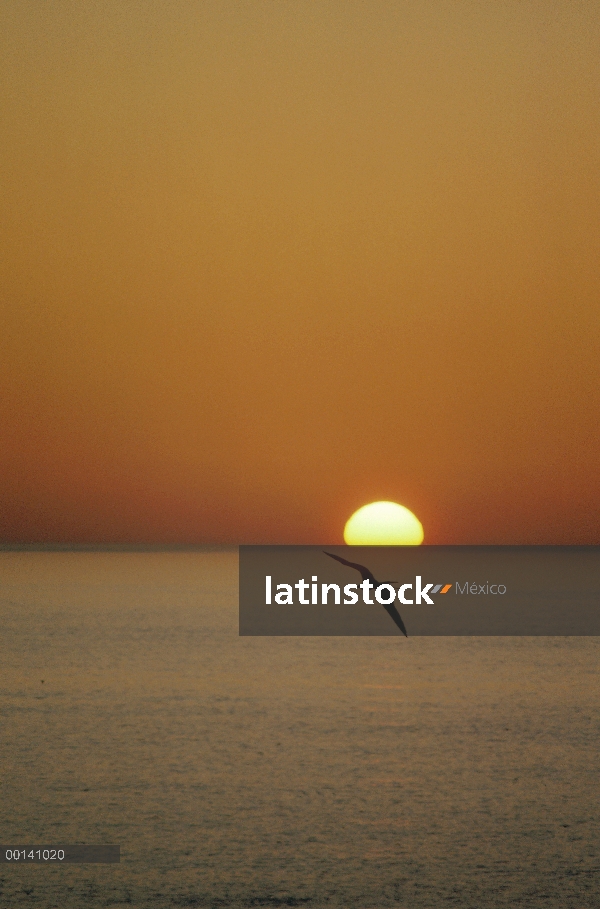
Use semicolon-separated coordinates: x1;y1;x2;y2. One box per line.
1;1;599;544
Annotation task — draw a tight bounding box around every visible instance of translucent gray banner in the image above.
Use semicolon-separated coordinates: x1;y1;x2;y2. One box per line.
239;546;600;635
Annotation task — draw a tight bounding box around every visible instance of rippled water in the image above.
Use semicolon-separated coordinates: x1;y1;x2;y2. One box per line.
0;550;598;907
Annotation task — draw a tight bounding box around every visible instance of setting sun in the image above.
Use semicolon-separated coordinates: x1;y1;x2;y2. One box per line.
343;501;424;546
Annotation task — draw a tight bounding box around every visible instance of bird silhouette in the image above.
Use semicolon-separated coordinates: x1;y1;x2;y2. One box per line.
323;551;408;637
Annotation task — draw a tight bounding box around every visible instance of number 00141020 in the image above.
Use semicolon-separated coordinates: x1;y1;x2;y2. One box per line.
5;848;65;860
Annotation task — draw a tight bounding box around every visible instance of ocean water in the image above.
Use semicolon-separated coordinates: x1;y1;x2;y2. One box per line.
0;549;598;908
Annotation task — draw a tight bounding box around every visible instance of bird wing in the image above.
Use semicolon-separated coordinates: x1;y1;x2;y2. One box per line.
383;602;409;637
324;551;409;637
323;551;377;584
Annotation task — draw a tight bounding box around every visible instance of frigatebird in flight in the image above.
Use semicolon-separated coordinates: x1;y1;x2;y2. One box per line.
323;551;408;637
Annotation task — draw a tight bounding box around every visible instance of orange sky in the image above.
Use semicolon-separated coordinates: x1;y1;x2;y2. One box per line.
1;1;599;544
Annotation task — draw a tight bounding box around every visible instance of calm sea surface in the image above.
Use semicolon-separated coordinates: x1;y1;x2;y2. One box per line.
0;550;598;908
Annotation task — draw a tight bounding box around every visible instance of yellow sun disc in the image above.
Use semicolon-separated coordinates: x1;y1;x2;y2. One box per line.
343;501;424;545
